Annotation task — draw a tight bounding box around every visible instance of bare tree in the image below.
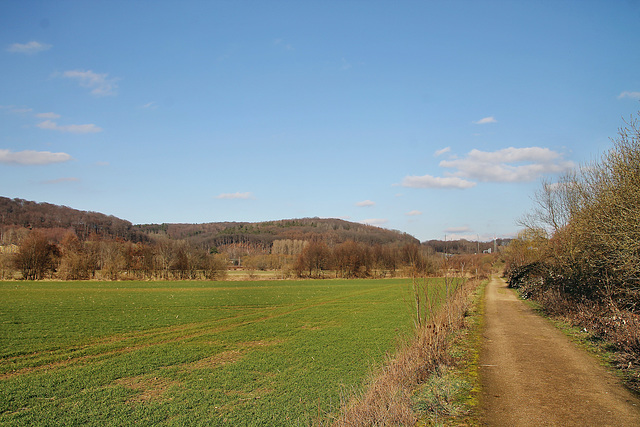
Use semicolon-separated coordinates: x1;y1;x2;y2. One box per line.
13;231;59;280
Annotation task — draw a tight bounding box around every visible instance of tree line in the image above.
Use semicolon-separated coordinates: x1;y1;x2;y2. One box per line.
0;228;495;281
1;230;228;281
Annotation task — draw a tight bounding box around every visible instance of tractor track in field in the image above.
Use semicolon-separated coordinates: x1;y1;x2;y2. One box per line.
480;275;640;426
1;282;404;380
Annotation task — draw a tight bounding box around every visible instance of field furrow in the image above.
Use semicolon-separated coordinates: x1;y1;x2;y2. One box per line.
0;279;442;426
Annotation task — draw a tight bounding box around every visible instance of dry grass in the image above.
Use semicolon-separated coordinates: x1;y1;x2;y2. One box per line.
115;375;180;405
332;277;479;426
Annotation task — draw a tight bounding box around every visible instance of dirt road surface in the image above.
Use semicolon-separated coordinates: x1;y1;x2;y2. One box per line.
480;275;640;426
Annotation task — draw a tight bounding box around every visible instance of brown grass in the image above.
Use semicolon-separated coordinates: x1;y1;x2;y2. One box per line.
332;278;479;426
115;375;180;404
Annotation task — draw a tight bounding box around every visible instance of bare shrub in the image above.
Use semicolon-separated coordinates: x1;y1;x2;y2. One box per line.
507;113;640;392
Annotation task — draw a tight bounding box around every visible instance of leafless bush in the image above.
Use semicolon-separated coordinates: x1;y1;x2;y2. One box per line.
505;113;640;391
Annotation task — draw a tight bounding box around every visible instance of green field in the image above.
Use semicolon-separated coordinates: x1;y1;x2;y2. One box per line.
0;278;446;426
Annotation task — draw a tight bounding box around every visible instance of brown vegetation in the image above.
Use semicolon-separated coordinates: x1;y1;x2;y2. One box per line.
504;113;640;392
333;275;480;426
1;197;501;282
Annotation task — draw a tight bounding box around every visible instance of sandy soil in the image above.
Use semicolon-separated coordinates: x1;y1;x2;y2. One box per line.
480;275;640;426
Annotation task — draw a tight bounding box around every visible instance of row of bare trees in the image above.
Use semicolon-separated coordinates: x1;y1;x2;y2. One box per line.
292;240;494;279
3;231;227;281
292;241;434;278
1;229;497;281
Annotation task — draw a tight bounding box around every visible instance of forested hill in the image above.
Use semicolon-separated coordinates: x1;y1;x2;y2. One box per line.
136;218;420;249
0;197;147;242
0;197;420;248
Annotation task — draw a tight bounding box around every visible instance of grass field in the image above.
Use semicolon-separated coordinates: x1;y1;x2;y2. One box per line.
0;278;448;426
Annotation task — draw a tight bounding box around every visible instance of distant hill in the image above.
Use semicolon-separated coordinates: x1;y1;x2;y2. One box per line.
0;197;420;249
136;218;420;250
423;238;512;254
0;197;148;242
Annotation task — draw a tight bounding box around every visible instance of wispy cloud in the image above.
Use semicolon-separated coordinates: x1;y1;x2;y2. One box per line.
0;105;33;114
402;175;477;189
0;149;72;165
216;192;255;200
445;226;471;233
355;200;375;207
7;41;51;54
61;70;118;96
35;112;61;119
141;102;157;109
273;38;294;51
42;177;80;185
406;210;422;216
439;147;574;183
360;218;388;226
37;120;103;134
434;147;451;157
473;116;497;125
618;91;640;100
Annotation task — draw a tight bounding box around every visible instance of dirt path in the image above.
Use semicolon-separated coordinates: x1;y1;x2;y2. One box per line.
480;275;640;426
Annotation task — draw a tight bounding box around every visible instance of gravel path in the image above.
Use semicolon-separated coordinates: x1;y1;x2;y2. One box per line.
480;275;640;426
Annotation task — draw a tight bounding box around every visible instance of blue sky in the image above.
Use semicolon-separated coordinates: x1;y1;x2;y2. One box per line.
1;1;639;242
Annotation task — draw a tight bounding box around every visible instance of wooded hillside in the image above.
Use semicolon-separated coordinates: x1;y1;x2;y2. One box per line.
0;197;419;250
136;218;420;251
0;197;147;243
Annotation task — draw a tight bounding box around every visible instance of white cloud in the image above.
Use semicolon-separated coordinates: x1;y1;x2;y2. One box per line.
439;147;574;183
402;174;476;189
7;41;51;54
0;149;72;165
61;70;118;96
360;218;388;226
434;147;451;156
216;192;254;200
445;226;471;233
37;120;103;134
42;177;80;184
474;116;497;125
141;102;157;109
355;200;375;207
618;91;640;100
36;112;61;119
0;105;32;114
406;210;422;216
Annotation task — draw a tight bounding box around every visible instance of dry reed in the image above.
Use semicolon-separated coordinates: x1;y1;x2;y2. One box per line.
332;277;478;426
